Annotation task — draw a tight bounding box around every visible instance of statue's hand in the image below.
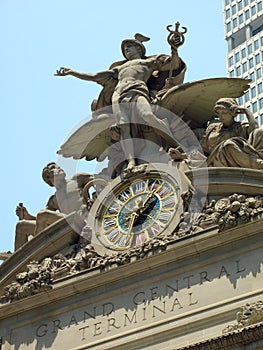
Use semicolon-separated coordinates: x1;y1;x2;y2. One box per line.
15;203;28;220
234;107;247;114
54;67;72;76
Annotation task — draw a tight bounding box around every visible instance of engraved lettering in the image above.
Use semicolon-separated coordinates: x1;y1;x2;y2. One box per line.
36;324;48;337
79;325;89;340
188;292;198;305
152;301;166;317
107;317;121;332
150;286;159;300
199;271;211;284
69;315;78;326
124;311;137;326
170;298;183;311
219;265;231;278
93;322;102;336
236;260;246;273
52;319;62;333
103;302;114;316
133;291;145;305
84;308;96;321
142;306;147;321
165;282;179;295
183;274;194;289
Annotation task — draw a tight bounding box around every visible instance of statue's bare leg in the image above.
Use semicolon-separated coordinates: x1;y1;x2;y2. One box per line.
35;210;64;235
112;103;136;172
136;96;174;140
15;220;36;250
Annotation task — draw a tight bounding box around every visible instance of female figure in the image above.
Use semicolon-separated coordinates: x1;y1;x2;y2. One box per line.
201;98;263;169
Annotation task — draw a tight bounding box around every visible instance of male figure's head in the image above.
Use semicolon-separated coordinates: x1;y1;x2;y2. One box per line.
121;33;149;60
42;162;66;187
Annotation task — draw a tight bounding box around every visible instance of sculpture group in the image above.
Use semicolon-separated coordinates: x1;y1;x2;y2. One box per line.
11;23;263;251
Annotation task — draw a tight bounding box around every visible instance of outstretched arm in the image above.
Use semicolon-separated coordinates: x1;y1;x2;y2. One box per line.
54;67;116;86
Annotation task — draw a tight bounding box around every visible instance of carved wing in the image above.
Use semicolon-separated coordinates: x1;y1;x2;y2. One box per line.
57;114;116;161
157;77;251;128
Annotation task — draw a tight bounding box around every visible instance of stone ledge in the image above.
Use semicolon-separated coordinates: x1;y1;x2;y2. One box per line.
177;322;263;350
186;167;263;196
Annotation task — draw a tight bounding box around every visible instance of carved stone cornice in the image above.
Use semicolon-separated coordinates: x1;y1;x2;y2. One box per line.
222;301;263;333
178;322;263;350
1;192;263;303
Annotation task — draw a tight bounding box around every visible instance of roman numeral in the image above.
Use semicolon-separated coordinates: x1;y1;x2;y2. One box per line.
157;184;172;197
158;211;172;223
104;217;116;230
117;235;128;247
119;190;130;202
162;195;176;208
106;228;120;243
134;181;145;194
107;203;120;214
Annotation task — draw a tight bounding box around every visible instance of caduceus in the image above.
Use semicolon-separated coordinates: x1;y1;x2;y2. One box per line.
167;22;187;77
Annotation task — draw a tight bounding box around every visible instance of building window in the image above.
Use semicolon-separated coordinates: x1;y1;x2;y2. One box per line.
249;57;254;68
232;4;237;15
238;96;243;105
242;61;248;73
225;0;230;5
260;114;263;125
233;18;238;28
255;53;260;64
244;0;249;6
226;8;231;19
261;37;263;46
253;24;263;36
258;2;262;11
252;101;258;113
239;13;244;24
245;9;250;19
235;52;240;62
229;56;234;66
258;82;263;94
238;1;242;10
250;72;255;82
254;39;259;50
248;44;253;54
251;86;256;98
257;68;262;79
236;66;241;76
260;98;263;109
241;47;246;58
245;90;250;102
230;70;235;78
227;22;231;32
251;5;256;15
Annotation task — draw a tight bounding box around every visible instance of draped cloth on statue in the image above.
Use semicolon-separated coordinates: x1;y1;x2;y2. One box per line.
201;122;263;169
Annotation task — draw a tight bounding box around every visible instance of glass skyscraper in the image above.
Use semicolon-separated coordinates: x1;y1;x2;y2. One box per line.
223;0;263;125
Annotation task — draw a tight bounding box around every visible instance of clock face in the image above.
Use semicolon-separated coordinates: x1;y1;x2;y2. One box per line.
94;175;179;250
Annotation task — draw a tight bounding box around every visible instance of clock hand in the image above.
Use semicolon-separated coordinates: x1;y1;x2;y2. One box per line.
127;211;138;235
141;188;158;212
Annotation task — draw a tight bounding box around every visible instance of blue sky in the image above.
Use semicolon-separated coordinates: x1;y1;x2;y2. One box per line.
0;1;227;255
